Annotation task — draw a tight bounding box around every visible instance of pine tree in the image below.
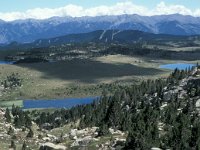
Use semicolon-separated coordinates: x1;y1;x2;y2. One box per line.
27;128;34;138
24;114;32;128
22;141;27;150
7;126;14;135
5;108;11;123
10;140;16;150
97;124;110;136
14;116;21;128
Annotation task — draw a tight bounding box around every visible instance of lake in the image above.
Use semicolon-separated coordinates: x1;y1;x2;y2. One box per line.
159;63;195;70
23;97;99;109
0;61;14;65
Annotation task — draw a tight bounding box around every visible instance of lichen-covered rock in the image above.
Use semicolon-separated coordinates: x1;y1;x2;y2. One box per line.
196;99;200;111
71;136;97;147
163;90;178;101
151;148;162;150
40;142;66;150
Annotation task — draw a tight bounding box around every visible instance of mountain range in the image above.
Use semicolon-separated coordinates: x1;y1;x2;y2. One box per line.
32;30;190;47
1;14;200;44
2;29;194;49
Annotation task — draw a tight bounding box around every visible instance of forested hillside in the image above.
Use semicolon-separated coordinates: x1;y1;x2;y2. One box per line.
26;66;200;149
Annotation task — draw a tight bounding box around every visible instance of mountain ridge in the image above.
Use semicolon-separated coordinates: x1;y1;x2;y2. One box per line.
1;14;200;44
2;29;194;49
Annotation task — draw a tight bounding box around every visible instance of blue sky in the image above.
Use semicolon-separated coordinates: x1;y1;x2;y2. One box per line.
0;0;199;12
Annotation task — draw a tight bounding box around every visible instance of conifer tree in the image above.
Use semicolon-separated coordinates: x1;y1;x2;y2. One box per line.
10;140;16;150
22;141;27;150
5;108;11;123
7;126;14;135
27;128;34;138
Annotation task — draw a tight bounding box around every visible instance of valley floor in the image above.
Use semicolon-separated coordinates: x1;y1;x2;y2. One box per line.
0;55;172;101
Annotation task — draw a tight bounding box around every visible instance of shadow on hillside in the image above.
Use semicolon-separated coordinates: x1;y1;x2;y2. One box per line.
15;59;164;83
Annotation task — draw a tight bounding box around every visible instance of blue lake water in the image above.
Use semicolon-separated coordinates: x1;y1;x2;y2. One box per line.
159;63;195;70
23;97;99;109
0;61;14;64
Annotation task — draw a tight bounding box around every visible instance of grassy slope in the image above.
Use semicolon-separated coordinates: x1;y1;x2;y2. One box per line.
0;55;199;103
0;56;166;100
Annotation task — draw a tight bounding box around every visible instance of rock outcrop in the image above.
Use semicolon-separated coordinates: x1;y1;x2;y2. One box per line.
40;142;66;150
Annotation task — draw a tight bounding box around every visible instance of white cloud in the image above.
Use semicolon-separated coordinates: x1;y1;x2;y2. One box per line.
152;2;193;16
0;1;199;21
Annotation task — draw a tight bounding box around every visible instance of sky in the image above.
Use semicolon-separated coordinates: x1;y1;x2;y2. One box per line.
0;0;200;21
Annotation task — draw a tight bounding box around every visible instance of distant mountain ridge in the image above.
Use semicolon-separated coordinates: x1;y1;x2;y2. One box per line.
0;14;200;44
32;30;188;47
2;30;195;50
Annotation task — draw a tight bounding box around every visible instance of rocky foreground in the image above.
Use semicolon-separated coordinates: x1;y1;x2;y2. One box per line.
0;108;127;149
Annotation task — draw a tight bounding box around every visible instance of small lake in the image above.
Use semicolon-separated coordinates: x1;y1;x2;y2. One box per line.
159;63;195;70
0;61;14;65
23;97;99;109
